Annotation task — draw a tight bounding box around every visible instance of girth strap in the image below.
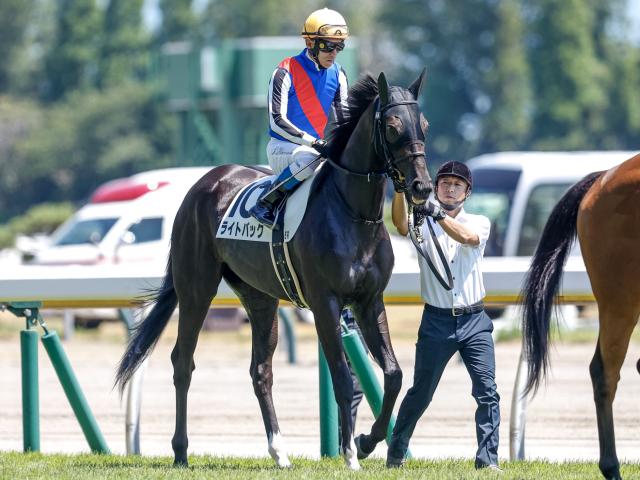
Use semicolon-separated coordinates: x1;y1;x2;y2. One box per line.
269;205;309;309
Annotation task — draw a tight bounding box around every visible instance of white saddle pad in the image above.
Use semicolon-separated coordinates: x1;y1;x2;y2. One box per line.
216;169;317;242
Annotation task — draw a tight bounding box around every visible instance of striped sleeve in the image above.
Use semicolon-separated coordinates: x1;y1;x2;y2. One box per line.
330;66;349;124
268;67;316;146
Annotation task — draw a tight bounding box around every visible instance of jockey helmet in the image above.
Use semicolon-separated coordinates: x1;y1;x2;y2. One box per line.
436;161;472;190
302;8;349;40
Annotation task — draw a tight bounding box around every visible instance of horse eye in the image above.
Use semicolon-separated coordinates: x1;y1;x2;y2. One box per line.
420;113;429;134
385;117;403;142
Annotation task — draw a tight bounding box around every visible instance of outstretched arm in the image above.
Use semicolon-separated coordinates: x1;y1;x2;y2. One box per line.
391;193;409;236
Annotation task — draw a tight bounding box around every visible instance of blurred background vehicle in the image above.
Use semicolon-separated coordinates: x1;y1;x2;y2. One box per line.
23;167;210;266
464;150;635;320
21;167;210;328
465;151;635;258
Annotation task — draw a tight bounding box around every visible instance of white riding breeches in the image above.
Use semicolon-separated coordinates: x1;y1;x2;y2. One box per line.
266;138;322;181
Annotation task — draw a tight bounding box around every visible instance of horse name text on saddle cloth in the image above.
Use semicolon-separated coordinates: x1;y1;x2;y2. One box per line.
215;171;316;242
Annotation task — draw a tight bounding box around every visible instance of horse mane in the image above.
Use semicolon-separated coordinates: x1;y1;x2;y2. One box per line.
325;73;378;159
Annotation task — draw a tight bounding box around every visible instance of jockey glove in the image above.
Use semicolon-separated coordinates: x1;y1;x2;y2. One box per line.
425;201;447;221
312;138;330;158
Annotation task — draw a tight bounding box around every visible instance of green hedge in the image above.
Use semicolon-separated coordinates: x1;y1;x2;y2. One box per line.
0;202;74;249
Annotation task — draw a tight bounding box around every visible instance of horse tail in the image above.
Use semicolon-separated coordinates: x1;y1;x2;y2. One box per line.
115;255;177;394
521;171;602;395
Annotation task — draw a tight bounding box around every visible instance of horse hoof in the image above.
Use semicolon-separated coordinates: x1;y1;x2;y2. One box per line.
343;453;361;471
274;456;292;468
354;434;373;460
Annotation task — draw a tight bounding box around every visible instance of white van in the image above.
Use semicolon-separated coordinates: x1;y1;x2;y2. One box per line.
25;167;210;327
28;167;210;266
464;151;636;257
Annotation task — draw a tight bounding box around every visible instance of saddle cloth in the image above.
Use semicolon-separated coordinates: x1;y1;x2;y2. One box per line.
215;169;317;242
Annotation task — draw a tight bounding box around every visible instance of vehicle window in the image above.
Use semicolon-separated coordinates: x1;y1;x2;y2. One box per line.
464;168;521;256
53;218;118;246
517;183;572;256
126;217;163;244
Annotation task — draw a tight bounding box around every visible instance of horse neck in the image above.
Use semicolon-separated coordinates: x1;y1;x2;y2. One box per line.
331;107;387;223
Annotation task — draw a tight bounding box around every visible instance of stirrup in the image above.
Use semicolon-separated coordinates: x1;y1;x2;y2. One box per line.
250;201;277;229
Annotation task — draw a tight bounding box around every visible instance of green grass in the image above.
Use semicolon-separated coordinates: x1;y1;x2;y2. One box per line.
2;453;640;479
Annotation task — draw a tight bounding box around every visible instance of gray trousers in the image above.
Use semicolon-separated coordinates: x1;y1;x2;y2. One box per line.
387;305;500;468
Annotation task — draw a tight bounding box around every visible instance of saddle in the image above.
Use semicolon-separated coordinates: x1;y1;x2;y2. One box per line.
216;169;322;308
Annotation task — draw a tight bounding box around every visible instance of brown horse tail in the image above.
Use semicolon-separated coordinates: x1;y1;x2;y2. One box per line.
521;171;603;395
115;255;177;395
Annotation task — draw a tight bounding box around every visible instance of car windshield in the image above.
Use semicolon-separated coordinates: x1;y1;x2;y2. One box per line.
464;168;522;256
517;183;573;256
53;218;118;246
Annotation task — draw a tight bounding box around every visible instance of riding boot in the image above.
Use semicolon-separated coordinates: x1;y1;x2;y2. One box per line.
250;166;302;229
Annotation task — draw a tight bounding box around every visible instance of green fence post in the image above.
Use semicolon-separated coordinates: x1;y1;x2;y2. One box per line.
278;309;297;364
41;331;110;453
342;323;410;455
318;340;339;457
20;329;40;452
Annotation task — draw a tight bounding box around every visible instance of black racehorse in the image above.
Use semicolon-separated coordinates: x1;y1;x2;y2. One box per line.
115;71;432;470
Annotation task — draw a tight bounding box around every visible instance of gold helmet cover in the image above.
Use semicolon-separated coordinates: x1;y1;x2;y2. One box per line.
302;8;349;40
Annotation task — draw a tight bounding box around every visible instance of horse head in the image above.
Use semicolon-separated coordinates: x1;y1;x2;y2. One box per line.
376;70;432;205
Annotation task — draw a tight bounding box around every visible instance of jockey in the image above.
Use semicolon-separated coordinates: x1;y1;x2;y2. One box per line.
250;8;350;228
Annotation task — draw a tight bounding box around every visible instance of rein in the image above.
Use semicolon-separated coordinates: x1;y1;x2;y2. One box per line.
407;203;454;291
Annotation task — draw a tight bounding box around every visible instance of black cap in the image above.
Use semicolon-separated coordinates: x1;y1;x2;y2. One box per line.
436;161;472;189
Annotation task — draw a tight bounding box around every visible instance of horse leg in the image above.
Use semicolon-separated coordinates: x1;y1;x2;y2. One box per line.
170;263;221;466
229;278;290;467
312;298;359;470
589;306;637;480
350;297;402;458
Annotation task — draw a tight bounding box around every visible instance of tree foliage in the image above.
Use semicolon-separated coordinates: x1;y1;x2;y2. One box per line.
99;0;149;88
159;0;198;42
1;84;174;221
528;0;610;149
0;0;34;93
43;0;102;101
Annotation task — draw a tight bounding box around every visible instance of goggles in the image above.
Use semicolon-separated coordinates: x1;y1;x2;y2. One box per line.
317;39;345;53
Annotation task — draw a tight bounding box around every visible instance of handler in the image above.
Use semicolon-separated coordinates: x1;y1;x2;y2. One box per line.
387;161;502;472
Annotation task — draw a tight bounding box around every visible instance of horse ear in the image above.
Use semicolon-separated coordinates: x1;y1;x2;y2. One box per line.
378;72;389;106
408;68;427;99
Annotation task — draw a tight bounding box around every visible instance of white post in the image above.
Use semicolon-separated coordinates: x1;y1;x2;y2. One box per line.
125;358;148;455
63;309;75;340
509;348;528;460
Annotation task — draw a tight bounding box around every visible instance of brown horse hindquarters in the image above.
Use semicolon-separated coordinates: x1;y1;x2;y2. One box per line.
577;154;640;343
575;154;640;480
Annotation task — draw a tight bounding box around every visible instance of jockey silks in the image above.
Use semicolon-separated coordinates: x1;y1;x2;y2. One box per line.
268;49;348;145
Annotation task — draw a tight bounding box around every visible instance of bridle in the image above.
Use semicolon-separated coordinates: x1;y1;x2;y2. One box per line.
325;97;424;224
372;98;426;194
327;97;425;193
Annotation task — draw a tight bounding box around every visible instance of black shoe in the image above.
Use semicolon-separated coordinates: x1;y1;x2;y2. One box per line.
250;201;276;229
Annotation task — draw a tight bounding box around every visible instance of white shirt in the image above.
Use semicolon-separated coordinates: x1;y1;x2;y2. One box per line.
416;208;491;308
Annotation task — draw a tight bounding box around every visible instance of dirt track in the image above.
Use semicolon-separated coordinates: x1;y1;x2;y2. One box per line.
1;307;638;464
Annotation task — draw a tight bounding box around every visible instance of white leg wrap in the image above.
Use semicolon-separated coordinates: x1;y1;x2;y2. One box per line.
268;432;291;468
342;436;361;471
